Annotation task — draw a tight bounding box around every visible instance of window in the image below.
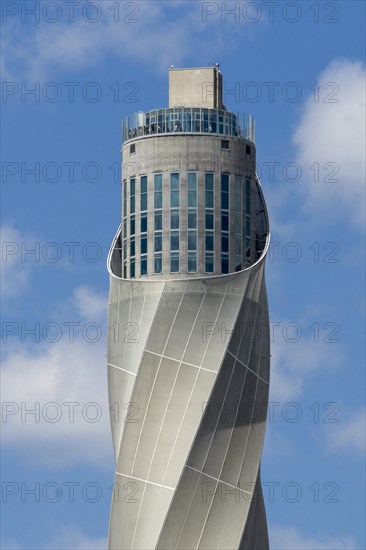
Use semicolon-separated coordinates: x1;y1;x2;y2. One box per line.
171;173;180;208
170;252;179;273
246;177;251;261
141;236;147;255
187;172;197;273
140;176;147;211
130;260;135;278
130;238;135;258
235;176;242;271
205;253;214;273
155;212;162;231
221;139;229;150
171;210;179;229
188;211;197;229
188;252;197;273
205;173;215;273
130;217;135;236
154;174;163;273
205;212;214;230
221;174;230;274
123;180;127;218
205;174;214;208
188;232;197;251
221;255;229;274
154;234;162;252
205;234;214;251
246;144;251;155
139;175;148;274
141;213;147;233
123;179;127;267
154;174;162;209
140;256;147;276
171;232;179;251
170;173;180;269
130;144;135;154
130;178;135;214
154;254;162;274
188;173;197;208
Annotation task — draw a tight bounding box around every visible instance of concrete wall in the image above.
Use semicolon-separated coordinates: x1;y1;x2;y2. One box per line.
121;134;257;279
169;67;224;109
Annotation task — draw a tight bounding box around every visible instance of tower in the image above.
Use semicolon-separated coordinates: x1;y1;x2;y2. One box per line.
107;65;270;549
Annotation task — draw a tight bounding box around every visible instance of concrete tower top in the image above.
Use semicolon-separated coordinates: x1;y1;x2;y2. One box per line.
169;65;224;109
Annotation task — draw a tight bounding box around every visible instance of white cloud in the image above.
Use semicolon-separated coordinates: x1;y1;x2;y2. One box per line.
1;1;248;81
325;407;366;455
270;524;360;550
1;337;113;468
1;224;31;298
293;58;366;228
44;526;107;550
1;283;113;468
73;285;107;321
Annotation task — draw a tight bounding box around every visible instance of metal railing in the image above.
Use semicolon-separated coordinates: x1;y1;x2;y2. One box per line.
122;108;256;144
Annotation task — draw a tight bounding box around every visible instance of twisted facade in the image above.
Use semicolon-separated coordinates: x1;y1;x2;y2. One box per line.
107;66;270;549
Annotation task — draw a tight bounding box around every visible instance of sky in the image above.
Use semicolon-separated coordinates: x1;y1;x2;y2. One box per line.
1;1;365;548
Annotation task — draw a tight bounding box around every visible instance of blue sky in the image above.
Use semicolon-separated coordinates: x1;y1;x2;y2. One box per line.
1;1;365;548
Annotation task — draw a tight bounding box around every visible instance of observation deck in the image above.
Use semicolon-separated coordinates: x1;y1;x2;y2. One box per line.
122;108;256;144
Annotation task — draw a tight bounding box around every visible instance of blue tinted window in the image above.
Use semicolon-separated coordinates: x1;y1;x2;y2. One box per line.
170;253;179;273
188;253;197;273
171;173;180;208
222;234;229;253
171;211;179;229
141;194;147;211
188;211;197;229
154;174;162;191
205;253;214;273
154;254;162;274
141;214;147;233
205;213;214;230
205;234;214;251
155;235;162;252
141;236;147;255
130;195;135;214
141;257;147;276
141;175;147;194
154;212;162;231
171;233;179;251
188;233;197;251
222;213;229;232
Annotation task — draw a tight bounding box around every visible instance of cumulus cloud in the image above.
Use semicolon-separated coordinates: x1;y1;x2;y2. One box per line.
73;285;108;321
1;224;32;298
1;285;113;468
1;338;112;467
293;58;366;228
270;523;360;550
1;1;246;81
